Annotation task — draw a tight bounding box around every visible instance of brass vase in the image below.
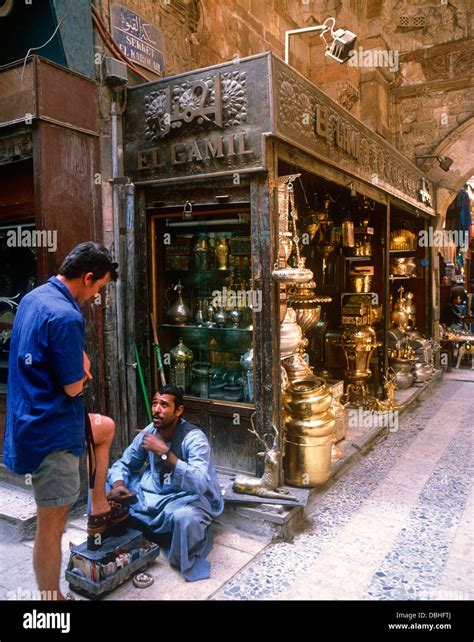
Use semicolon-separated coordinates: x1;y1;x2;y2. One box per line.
283;376;336;487
341;324;380;407
215;237;229;270
165;280;192;326
288;278;322;334
193;234;209;270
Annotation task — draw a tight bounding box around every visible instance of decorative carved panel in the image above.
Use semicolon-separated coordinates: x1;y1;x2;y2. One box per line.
125;55;270;182
272;56;434;213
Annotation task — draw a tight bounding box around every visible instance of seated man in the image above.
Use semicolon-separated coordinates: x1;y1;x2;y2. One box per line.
445;293;468;332
107;385;224;582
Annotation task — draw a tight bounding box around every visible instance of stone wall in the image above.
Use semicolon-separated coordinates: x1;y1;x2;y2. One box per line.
96;0;473;203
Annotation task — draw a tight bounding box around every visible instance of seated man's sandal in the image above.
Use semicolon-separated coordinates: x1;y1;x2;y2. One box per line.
87;500;129;536
106;490;138;508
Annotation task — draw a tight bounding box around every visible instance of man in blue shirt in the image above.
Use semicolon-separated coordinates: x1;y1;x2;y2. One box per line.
108;385;224;581
3;242;126;600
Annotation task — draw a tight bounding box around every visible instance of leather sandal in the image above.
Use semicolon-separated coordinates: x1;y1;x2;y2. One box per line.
106;490;138;508
87;500;129;536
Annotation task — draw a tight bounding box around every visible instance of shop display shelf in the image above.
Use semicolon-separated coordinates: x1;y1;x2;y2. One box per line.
164;268;251;274
389;249;417;253
159;323;252;332
344;256;372;261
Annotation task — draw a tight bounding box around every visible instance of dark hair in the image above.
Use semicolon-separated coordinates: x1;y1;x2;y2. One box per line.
58;242;119;281
450;290;466;304
156;385;184;410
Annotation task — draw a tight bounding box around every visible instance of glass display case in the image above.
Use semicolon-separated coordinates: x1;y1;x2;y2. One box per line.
150;209;255;405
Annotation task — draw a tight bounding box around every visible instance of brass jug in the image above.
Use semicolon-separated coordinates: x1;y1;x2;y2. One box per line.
391;286;409;331
165;280;192;326
283;376;336;487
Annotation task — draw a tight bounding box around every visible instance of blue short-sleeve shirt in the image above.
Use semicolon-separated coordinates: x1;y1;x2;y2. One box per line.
3;276;86;474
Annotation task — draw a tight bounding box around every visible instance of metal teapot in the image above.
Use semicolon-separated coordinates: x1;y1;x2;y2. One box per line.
165;279;192;326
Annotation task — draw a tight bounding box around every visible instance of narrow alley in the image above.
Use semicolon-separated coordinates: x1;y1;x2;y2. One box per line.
212;374;472;601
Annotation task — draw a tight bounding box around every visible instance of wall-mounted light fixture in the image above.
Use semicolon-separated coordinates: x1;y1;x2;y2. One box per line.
415;155;454;172
285;17;357;66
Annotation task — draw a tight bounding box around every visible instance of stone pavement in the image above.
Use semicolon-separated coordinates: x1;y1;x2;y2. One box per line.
0;371;471;601
212;374;473;600
0;510;268;601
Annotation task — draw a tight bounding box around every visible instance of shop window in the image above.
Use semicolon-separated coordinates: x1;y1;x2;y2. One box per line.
0;222;37;393
150;207;254;404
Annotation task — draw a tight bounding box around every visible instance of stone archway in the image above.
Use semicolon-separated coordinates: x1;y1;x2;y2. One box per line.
415;117;474;223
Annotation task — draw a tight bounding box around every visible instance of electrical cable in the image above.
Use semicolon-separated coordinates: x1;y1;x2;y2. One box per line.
91;3;150;82
20;0;75;89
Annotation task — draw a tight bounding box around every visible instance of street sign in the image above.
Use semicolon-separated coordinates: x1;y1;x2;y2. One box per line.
110;3;164;76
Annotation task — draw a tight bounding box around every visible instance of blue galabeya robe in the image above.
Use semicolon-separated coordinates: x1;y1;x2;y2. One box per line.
108;418;224;581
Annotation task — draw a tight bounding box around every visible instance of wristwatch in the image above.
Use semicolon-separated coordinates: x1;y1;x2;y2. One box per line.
161;449;171;461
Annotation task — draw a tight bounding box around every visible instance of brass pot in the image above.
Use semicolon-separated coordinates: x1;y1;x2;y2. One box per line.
291;303;321;334
288;277;321;334
280;307;303;358
405;257;417;276
350;273;373;293
283;376;333;416
392;308;408;331
390;229;416;251
391;257;408;276
272;265;313;284
284;409;335;487
390;357;413;389
413;362;432;383
282;352;313;382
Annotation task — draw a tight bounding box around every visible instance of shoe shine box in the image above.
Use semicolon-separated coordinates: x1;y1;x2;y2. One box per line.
65;528;159;599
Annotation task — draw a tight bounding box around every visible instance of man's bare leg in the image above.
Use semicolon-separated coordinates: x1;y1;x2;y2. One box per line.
89;414;115;515
34;504;70;600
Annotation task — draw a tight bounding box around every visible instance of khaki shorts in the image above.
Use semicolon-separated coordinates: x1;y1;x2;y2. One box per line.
31;450;81;508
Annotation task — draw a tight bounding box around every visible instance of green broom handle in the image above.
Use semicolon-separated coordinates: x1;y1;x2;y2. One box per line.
135;344;152;424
